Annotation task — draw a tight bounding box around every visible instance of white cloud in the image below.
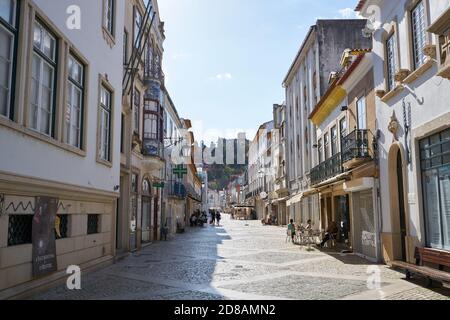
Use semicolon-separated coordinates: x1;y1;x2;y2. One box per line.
338;8;362;19
213;73;233;81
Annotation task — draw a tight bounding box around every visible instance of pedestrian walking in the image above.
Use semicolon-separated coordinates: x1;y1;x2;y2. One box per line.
216;212;221;226
210;210;216;225
287;219;296;243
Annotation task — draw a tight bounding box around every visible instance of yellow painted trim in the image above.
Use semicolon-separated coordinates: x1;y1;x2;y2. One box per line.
311;86;347;126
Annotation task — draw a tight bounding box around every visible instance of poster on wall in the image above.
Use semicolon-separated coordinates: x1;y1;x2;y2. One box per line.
32;196;58;278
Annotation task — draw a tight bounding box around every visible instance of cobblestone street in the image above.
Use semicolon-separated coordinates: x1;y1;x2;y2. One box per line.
32;215;450;300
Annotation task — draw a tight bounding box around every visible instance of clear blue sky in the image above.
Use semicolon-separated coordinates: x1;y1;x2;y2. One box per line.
158;0;361;144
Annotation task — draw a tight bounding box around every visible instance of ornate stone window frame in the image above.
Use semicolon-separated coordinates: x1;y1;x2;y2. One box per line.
378;19;404;103
428;7;450;80
102;0;116;48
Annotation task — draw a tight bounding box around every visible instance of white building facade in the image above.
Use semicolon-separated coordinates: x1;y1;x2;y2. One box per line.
357;0;450;264
0;0;124;298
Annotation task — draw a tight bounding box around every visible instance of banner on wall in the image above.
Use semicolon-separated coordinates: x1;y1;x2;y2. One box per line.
32;196;58;278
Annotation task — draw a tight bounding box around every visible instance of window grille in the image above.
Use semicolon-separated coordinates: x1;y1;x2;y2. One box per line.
87;214;100;235
8;214;33;246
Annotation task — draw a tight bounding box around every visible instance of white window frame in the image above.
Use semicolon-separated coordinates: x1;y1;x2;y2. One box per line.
411;0;427;69
66;55;84;148
357;96;367;130
134;6;142;48
103;0;115;36
30;21;56;136
0;0;16;119
386;33;397;92
99;86;112;161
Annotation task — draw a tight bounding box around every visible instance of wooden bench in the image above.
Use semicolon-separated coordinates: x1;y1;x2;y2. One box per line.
391;247;450;286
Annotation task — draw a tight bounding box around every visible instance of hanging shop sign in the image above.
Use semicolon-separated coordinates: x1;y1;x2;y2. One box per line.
32;196;58;278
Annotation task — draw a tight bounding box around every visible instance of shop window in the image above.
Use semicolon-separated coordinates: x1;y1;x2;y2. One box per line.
8;214;33;246
87;214;100;235
420;128;450;251
55;214;69;239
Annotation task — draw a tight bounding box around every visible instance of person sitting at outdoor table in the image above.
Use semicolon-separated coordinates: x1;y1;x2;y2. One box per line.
305;219;312;231
319;221;339;248
287;219;296;243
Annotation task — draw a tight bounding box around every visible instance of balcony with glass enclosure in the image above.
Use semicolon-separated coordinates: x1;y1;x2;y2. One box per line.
141;98;165;172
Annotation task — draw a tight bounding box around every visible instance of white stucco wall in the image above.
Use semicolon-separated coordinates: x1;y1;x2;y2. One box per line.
0;0;125;193
368;0;450;240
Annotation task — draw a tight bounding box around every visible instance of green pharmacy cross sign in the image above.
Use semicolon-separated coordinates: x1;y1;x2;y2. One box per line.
173;165;188;179
152;182;165;189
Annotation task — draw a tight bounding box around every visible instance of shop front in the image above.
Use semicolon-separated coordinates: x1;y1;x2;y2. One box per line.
344;176;380;262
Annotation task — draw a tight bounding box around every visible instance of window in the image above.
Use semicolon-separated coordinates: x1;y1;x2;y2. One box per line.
340;117;347;139
131;173;138;192
133;87;140;134
324;133;329;159
144;113;158;140
66;55;84;148
386;33;397;92
331;126;338;155
133;6;142;47
411;1;427;69
55;214;69;239
103;0;115;36
87;214;100;235
120;113;124;153
357;97;367;130
144;100;158;112
420;128;450;251
99;85;112;162
8;214;33;246
30;21;57;136
123;30;128;65
318;138;323;163
0;0;17;119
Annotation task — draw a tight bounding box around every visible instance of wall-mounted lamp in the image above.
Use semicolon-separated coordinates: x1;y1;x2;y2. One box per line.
114;185;120;191
341;105;348;112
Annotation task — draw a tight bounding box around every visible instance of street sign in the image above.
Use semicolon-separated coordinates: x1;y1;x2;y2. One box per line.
173;165;188;179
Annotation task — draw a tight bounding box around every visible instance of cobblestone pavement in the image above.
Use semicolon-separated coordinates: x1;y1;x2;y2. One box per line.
32;215;450;300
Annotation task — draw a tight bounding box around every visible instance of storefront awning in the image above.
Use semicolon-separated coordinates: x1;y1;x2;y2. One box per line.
271;196;289;204
286;193;303;206
286;189;318;206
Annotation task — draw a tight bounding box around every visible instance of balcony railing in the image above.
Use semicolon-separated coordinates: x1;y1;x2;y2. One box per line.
341;129;371;165
310;152;343;186
168;181;186;199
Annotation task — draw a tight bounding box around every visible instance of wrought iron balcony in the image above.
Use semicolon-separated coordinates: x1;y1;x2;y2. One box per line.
310;152;343;186
168;181;187;199
341;129;371;168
